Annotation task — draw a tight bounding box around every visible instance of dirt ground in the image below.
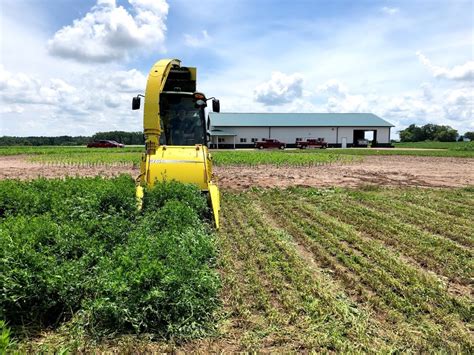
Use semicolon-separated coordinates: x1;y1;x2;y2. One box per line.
0;155;137;180
1;155;473;188
215;155;474;189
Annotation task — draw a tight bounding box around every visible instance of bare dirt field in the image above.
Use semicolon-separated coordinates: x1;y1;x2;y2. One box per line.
0;155;137;180
215;155;474;189
1;155;473;188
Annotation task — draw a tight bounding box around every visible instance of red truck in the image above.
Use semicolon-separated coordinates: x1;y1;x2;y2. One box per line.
296;138;328;149
255;139;286;149
87;140;125;148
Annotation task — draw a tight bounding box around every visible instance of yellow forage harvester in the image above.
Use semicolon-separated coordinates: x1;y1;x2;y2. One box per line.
133;59;221;228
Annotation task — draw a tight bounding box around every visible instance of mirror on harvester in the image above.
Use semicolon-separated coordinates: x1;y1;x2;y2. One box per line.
212;99;220;112
132;96;141;110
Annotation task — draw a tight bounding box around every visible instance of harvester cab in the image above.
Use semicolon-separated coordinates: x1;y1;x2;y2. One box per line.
132;59;221;228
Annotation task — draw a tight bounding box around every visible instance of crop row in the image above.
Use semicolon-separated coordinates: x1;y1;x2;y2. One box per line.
216;187;473;351
212;150;353;166
218;194;379;351
34;147;474;167
1;145;472;160
0;146;144;156
393;141;474;150
1;145;473;163
30;152;142;167
315;194;472;283
321;147;474;157
34;147;472;168
27;150;353;167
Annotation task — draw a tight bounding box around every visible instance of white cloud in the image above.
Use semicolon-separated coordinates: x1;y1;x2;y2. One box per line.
104;94;122;108
377;86;473;133
443;88;473;121
2;0;472;137
420;82;433;100
314;78;473;134
47;0;169;63
184;30;211;48
381;7;399;15
0;105;24;114
317;79;348;97
327;94;369;113
416;52;474;81
0;1;150;135
0;65;146;135
86;68;147;93
317;79;369;112
254;71;304;105
0;65;76;105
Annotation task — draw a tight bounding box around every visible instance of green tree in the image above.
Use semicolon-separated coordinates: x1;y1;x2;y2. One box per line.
464;132;474;141
399;124;425;142
0;136;90;146
434;127;458;142
422;124;438;140
399;124;458;142
92;131;144;145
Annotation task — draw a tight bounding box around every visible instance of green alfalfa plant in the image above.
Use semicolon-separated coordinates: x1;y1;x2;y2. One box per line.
142;180;208;217
1;177;220;341
0;320;14;353
79;197;220;338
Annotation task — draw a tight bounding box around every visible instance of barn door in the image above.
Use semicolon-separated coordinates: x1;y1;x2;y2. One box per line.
341;137;347;148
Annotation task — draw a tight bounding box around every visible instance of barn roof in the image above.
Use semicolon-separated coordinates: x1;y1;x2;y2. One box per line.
209;112;394;127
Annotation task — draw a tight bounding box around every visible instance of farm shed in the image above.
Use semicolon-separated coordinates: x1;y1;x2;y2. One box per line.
209;112;394;148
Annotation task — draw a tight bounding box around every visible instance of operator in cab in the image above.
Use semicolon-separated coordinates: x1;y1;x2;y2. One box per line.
160;95;205;146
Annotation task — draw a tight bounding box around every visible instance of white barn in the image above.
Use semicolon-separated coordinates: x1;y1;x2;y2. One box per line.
209;112;394;148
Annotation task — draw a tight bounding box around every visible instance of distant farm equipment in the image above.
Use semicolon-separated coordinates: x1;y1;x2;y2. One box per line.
296;138;328;149
356;139;369;147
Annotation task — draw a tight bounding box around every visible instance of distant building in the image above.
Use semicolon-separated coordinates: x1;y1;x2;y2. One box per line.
209;112;394;148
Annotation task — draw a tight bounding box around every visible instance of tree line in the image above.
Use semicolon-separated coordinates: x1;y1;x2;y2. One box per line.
399;124;473;142
0;131;145;146
2;127;472;145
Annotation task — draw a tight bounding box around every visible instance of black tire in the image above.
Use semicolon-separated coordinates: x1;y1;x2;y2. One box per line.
259;145;264;150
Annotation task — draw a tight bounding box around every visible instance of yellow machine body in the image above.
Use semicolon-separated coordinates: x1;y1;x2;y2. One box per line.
136;59;220;228
139;145;220;228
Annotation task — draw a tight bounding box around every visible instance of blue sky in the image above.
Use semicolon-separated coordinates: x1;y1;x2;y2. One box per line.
0;0;472;137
